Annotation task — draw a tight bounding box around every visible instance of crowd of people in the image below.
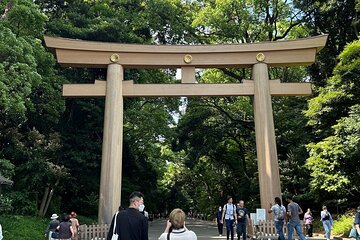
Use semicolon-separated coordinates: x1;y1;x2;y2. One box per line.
215;194;360;240
38;192;360;240
44;211;79;240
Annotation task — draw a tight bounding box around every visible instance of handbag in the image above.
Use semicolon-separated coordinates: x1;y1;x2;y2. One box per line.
111;212;119;240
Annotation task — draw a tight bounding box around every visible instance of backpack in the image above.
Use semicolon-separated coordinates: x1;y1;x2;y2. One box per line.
277;205;286;220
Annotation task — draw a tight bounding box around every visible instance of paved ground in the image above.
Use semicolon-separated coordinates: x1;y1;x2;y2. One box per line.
148;218;224;240
148;218;349;240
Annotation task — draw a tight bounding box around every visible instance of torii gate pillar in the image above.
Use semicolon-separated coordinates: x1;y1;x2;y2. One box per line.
98;63;123;224
253;63;281;211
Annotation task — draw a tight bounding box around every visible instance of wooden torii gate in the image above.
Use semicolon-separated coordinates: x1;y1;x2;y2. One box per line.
45;35;327;224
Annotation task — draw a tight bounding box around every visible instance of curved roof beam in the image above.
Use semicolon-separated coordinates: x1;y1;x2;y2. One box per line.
44;35;328;68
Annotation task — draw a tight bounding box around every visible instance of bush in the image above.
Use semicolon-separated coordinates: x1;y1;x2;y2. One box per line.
0;194;13;214
0;215;48;240
332;212;355;236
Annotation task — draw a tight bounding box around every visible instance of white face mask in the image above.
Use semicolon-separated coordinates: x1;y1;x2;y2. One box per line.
139;204;145;212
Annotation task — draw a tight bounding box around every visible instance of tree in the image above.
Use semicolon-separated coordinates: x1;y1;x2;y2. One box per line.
296;0;360;88
0;0;66;215
306;40;360;206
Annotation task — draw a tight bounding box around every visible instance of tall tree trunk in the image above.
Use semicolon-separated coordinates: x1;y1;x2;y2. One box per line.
43;188;55;216
38;186;50;216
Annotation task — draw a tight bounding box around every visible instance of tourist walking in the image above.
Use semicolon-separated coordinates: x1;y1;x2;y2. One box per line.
216;206;224;236
57;213;74;240
107;191;148;240
304;208;313;237
158;208;197;240
221;195;237;240
321;206;333;240
268;197;286;240
236;200;249;240
285;195;306;240
69;211;80;240
45;213;60;240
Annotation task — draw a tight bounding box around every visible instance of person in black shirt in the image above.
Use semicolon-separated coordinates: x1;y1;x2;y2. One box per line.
236;200;249;240
107;191;148;240
216;206;224;236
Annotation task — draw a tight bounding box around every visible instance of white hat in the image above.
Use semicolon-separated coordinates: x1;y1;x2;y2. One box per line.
51;213;59;219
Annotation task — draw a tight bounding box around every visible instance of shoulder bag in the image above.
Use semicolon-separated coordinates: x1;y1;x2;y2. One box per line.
111;212;119;240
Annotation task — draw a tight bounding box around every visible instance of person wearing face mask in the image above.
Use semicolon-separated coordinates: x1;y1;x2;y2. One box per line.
139;203;149;219
216;206;224;236
107;191;148;240
320;206;333;240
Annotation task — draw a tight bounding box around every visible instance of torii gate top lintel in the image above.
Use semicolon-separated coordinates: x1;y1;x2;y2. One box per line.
44;35;328;68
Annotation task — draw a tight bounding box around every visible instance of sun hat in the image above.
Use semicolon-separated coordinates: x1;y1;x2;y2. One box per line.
51;213;59;219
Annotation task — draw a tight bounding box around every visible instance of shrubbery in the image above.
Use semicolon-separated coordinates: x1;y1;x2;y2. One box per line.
332;210;356;236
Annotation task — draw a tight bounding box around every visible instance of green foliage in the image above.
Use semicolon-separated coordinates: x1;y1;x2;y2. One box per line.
0;215;48;240
0;0;66;216
0;158;15;178
0;195;13;214
0;25;41;124
0;214;97;239
192;0;310;43
306;105;360;197
332;212;356;236
306;40;360;204
297;0;359;88
5;0;48;38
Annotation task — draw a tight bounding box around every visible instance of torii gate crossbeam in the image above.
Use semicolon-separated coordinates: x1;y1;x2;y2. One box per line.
44;35;327;224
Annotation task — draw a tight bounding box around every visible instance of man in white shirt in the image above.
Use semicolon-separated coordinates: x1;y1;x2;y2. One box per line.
221;195;238;240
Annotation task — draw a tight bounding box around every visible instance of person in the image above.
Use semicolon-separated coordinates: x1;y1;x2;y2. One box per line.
216;206;224;236
45;213;60;240
0;223;3;240
304;208;313;237
236;200;250;240
221;195;237;240
69;211;80;240
268;197;286;240
56;213;74;240
107;191;148;240
285;195;306;240
139;204;149;219
321;206;333;240
158;208;197;240
354;206;360;240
